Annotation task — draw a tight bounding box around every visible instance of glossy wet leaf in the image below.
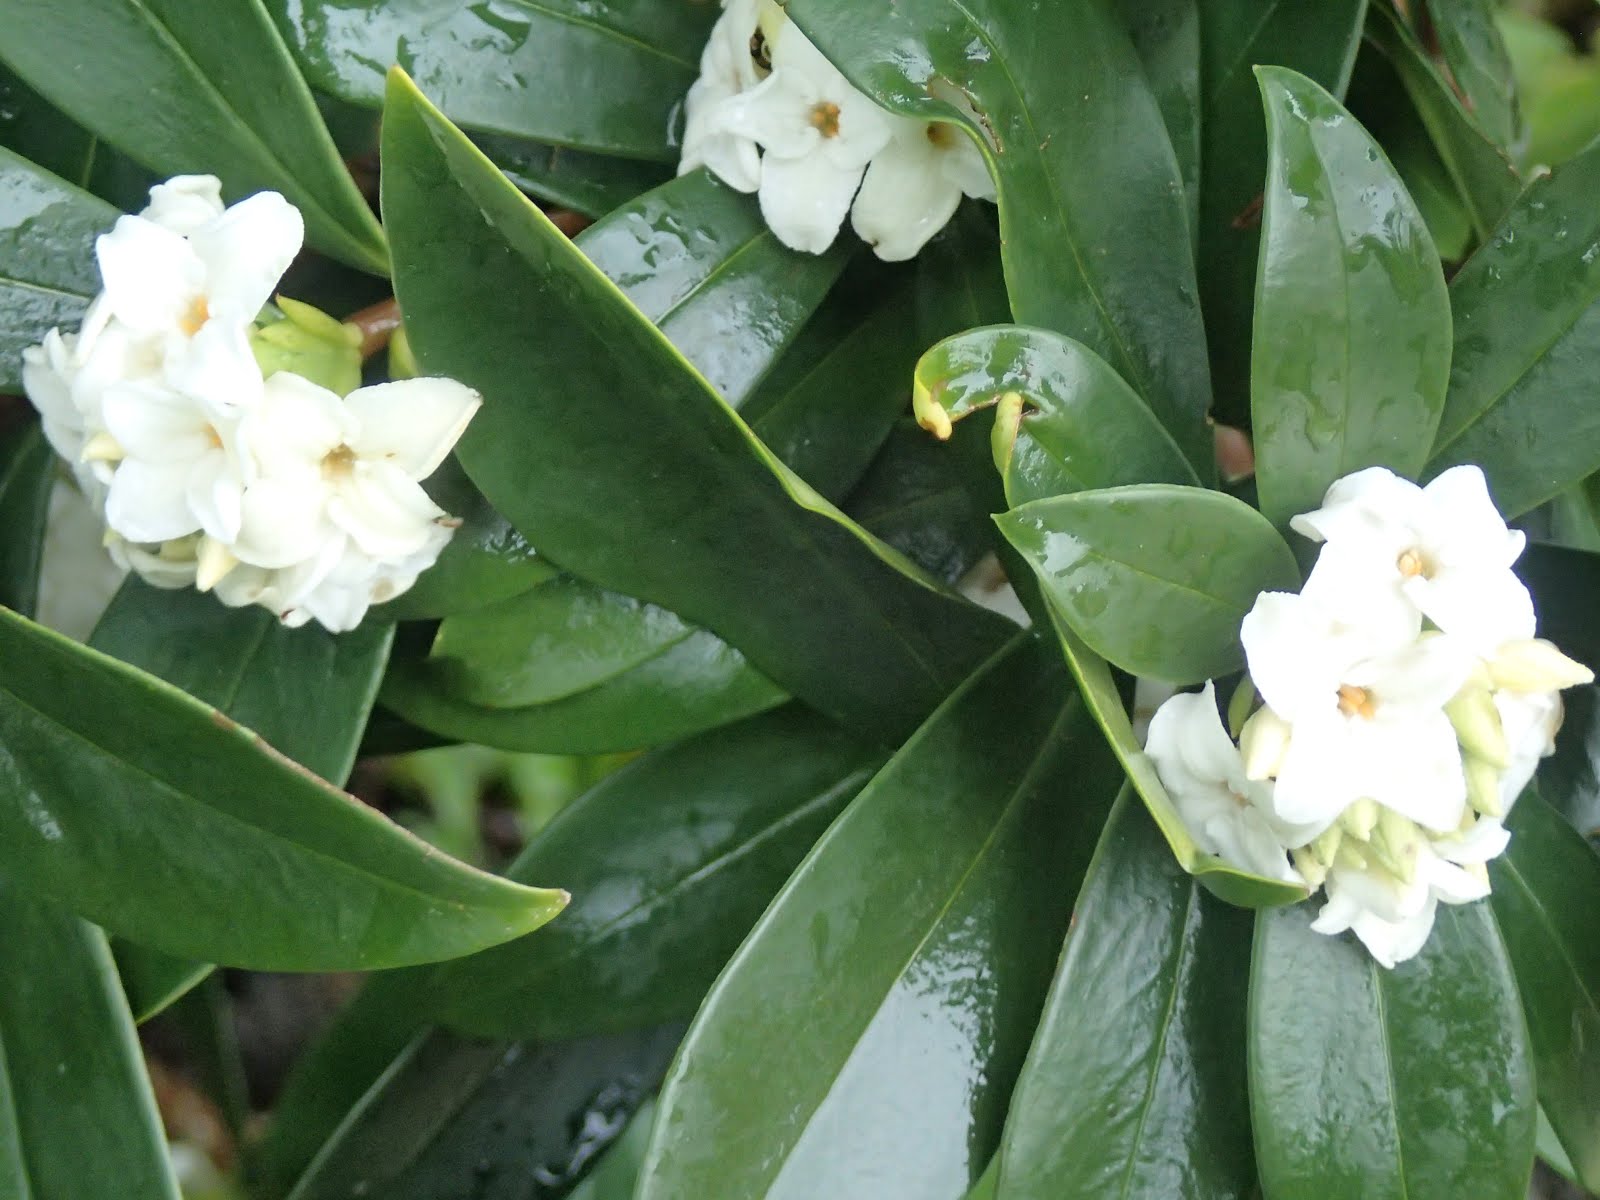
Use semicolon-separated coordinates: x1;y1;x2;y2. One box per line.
0;606;564;969
422;706;883;1040
1424;0;1521;149
1428;139;1600;517
787;0;1214;476
0;421;52;616
1365;2;1521;244
381;624;786;755
382;72;1012;740
638;638;1121;1200
996;792;1256;1200
913;326;1199;507
0;881;179;1199
1038;605;1307;909
479;131;670;219
1196;0;1366;422
0;62;154;211
1488;791;1600;1190
0;0;387;271
1251;900;1536;1200
287;1025;682;1200
1251;66;1451;529
271;0;713;159
999;485;1300;685
1116;0;1201;234
0;146;115;392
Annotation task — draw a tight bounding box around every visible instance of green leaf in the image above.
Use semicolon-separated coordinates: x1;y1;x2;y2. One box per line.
1428;139;1600;517
1038;604;1308;908
381;624;786;755
269;0;713;160
1196;0;1367;423
286;1026;681;1200
0;421;53;616
0;881;180;1198
912;326;1199;507
0;146;116;392
995;792;1256;1200
1365;2;1521;244
787;0;1214;477
1251;66;1451;529
0;0;387;271
421;706;883;1040
1424;0;1521;151
114;943;214;1025
637;637;1122;1200
0;62;155;210
1489;791;1600;1191
999;484;1300;685
381;71;1012;741
478;131;670;219
1116;0;1201;236
1250;900;1536;1199
0;606;564;969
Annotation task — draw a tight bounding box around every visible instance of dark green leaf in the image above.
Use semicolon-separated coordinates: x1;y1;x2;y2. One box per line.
0;0;387;271
422;706;882;1040
913;326;1199;507
114;943;213;1025
381;624;786;755
996;792;1256;1200
1251;66;1451;529
0;420;52;616
478;131;670;219
0;62;155;210
270;0;713;160
1251;900;1536;1199
0;881;180;1199
286;1026;681;1200
999;484;1300;685
382;71;1012;741
1423;0;1521;150
1428;140;1600;517
1489;791;1600;1190
0;606;564;969
1196;0;1366;423
637;637;1121;1200
788;0;1215;476
1365;2;1521;243
0;146;116;392
1116;0;1201;236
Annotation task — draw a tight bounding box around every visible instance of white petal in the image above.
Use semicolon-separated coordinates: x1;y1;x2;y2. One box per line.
1351;711;1467;832
850;129;963;262
329;464;447;559
1240;591;1344;721
1350;897;1437;969
1288;466;1421;545
824;87;893;169
141;175;225;235
1421;464;1524;570
95;216;206;334
343;377;481;479
104;459;200;543
99;382;211;461
1359;634;1475;715
938;127;996;200
167;320;265;414
1433;817;1511;866
1270;711;1363;831
244;372;350;473
1406;566;1535;651
188;192;304;322
232;472;335;569
717;72;820;158
756;152;862;254
185;453;245;544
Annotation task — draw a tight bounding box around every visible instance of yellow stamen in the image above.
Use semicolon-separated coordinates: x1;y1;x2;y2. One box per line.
80;431;124;463
180;295;211;336
1337;684;1377;719
1396;548;1426;578
809;101;842;138
322;444;356;479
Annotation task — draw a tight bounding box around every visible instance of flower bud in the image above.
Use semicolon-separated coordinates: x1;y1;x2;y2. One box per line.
1309;823;1343;867
1239;706;1291;780
1291;848;1328;890
195;537;238;593
1339;798;1380;842
1446;683;1509;769
1371;808;1422;885
1463;754;1505;819
251;297;363;397
1487;638;1594;693
1227;678;1258;740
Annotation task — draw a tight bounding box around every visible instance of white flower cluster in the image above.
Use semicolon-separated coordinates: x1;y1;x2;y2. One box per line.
21;176;480;633
679;0;996;260
1146;466;1593;968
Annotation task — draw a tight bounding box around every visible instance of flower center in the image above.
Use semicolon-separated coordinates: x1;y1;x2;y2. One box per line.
204;424;222;450
322;444;356;479
1396;547;1429;579
809;101;843;138
749;29;771;73
180;295;211;336
925;122;955;148
1336;684;1377;719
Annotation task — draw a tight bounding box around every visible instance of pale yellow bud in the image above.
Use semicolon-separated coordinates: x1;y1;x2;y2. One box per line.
1291;848;1328;890
1372;808;1422;885
1463;755;1505;819
80;431;124;464
1488;638;1594;693
1239;706;1291;780
1310;823;1344;867
1339;798;1380;842
1446;684;1509;768
194;538;239;593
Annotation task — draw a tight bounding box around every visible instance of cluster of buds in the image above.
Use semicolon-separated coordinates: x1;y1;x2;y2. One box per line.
1147;466;1591;967
21;176;479;633
679;0;996;260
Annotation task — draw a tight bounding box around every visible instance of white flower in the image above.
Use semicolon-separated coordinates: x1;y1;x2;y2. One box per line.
718;26;891;254
89;190;303;353
1145;684;1318;884
227;374;479;574
21;329;89;465
678;0;767;193
850;109;995;262
1241;584;1474;834
140;175;226;236
1494;688;1563;810
1289;465;1534;653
